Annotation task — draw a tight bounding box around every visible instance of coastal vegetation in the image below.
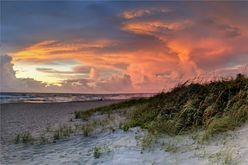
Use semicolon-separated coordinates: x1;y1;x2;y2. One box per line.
93;146;102;158
12;74;248;151
209;148;236;165
53;126;74;140
75;74;248;141
81;123;94;137
14;132;33;144
8;74;248;164
92;145;111;159
74;98;148;120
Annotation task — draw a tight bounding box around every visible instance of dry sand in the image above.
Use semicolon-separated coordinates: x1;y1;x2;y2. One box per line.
0;100;119;143
1;101;248;165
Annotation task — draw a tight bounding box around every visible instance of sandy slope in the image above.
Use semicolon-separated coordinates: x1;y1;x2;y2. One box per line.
1;124;248;165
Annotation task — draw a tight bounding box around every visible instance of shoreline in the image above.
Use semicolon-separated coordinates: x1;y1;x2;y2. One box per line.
0;99;123;105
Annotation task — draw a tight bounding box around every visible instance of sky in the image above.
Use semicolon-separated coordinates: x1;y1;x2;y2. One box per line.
1;1;248;93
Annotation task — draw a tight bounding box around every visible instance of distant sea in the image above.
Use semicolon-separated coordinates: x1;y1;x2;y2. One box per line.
0;92;154;104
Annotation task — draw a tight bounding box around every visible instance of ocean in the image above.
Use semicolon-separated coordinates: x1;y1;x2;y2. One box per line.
0;92;154;104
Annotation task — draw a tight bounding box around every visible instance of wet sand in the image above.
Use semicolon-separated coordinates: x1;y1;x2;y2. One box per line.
0;100;120;143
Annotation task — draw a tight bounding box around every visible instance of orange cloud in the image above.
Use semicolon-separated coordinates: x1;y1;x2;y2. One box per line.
10;39;182;91
122;20;192;34
8;34;248;92
12;40;113;63
168;40;202;80
9;12;248;92
2;4;248;93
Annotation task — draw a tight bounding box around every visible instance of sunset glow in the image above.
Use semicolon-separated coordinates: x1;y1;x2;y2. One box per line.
1;1;248;93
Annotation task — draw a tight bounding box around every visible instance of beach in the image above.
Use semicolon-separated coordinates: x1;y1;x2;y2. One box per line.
0;100;120;144
1;1;247;164
1;99;248;165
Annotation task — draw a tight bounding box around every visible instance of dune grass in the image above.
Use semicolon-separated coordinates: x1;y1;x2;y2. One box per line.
75;98;148;120
140;133;156;149
75;74;248;140
93;146;102;158
53;126;74;140
209;148;237;165
123;74;248;138
81;121;98;137
14;132;33;144
39;133;50;144
92;145;111;159
163;141;178;153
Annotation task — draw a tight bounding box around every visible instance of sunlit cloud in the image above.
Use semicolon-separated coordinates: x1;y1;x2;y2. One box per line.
10;39;181;91
2;2;248;93
12;40;113;63
122;20;192;34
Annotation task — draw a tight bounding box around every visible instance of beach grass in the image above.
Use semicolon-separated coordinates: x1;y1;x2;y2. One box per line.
53;126;74;140
93;146;102;158
75;74;248;141
14;132;33;144
39;133;49;144
74;98;148;120
124;74;247;138
92;145;110;159
141;133;156;149
209;148;236;165
163;141;178;153
81;122;95;137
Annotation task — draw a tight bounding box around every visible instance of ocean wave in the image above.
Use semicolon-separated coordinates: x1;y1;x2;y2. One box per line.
0;93;154;104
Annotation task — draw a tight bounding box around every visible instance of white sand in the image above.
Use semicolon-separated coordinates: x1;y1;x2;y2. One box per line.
0;101;120;143
1;102;248;165
1;125;248;165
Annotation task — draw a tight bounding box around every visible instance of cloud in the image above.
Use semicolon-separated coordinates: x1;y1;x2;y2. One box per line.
73;65;91;73
0;55;48;92
12;40;113;63
89;68;98;79
200;17;241;38
2;2;248;93
36;68;78;74
122;20;192;34
121;9;248;77
0;55;136;93
121;7;171;19
95;74;133;92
